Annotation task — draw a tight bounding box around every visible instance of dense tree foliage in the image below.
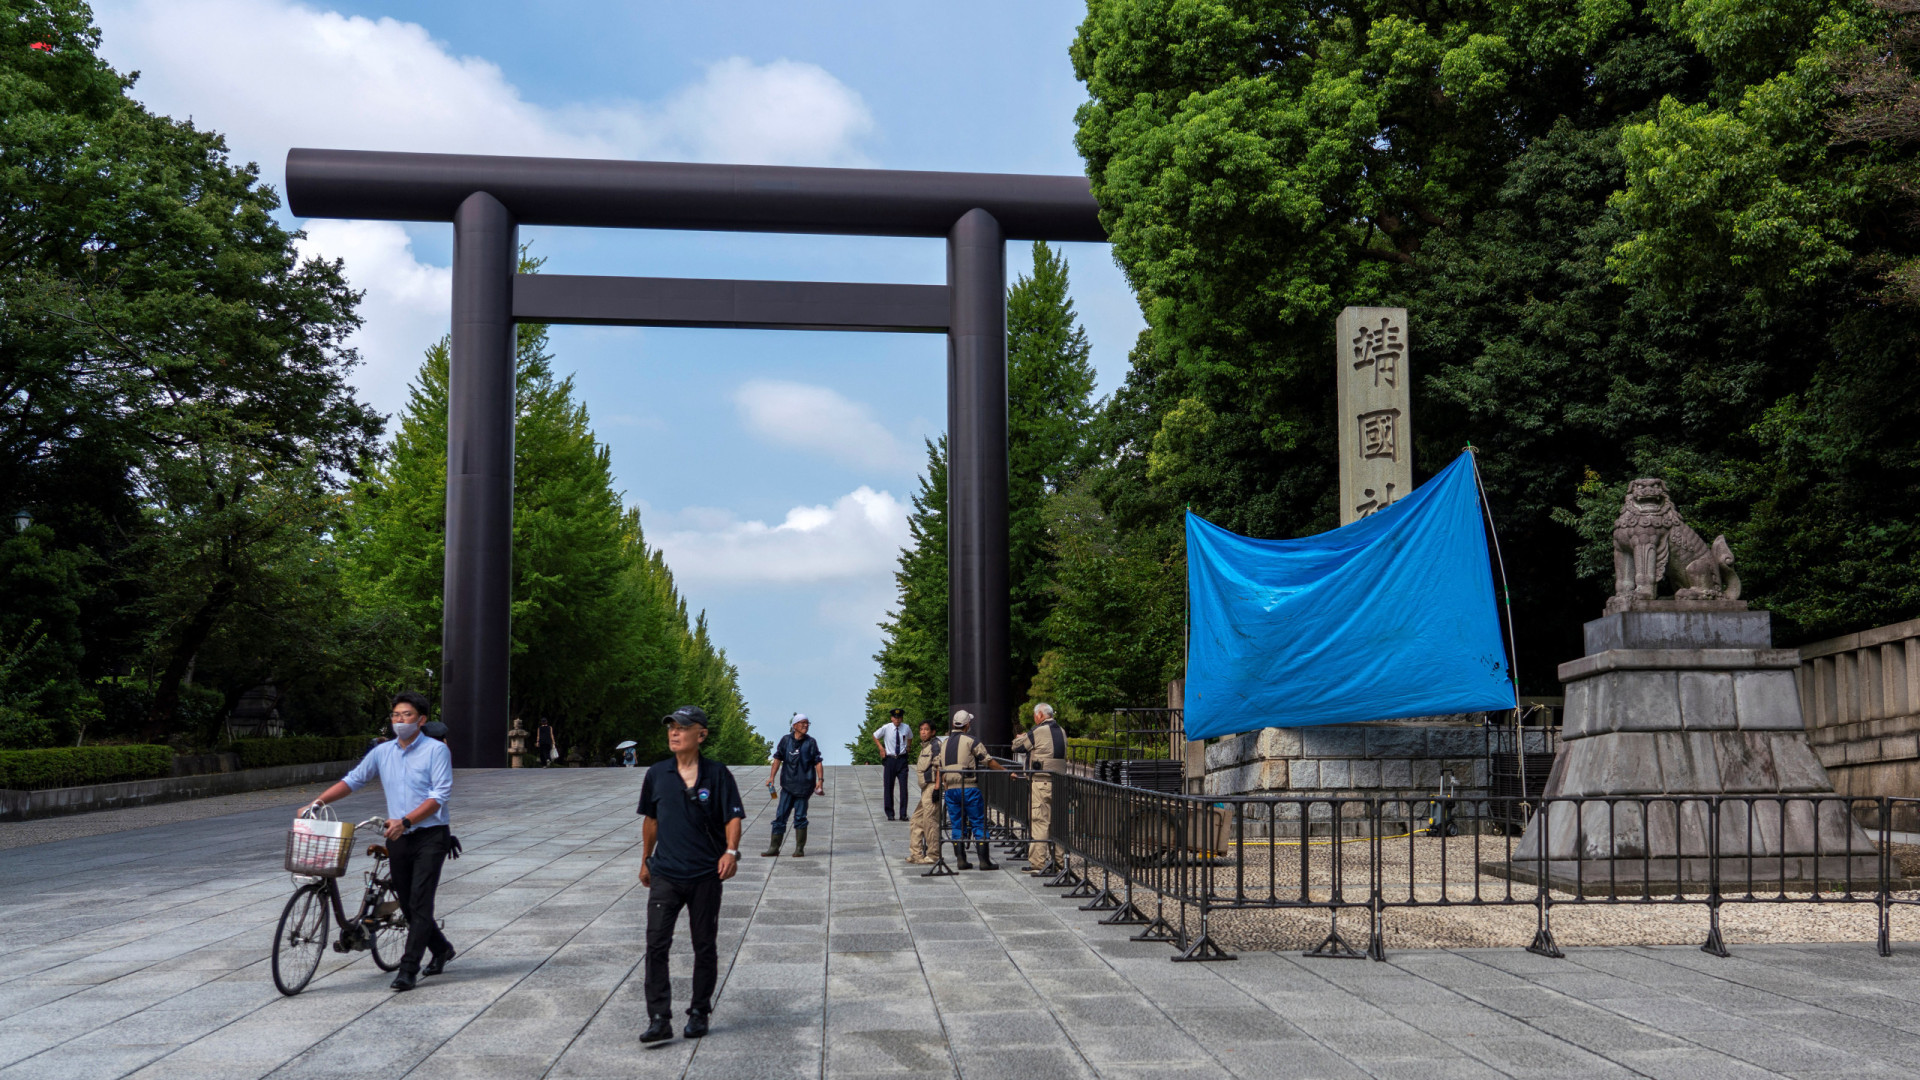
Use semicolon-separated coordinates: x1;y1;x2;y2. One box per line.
0;2;765;763
1068;0;1920;693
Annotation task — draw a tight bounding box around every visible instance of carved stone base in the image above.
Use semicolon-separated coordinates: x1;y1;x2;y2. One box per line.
1513;611;1873;888
1603;597;1749;616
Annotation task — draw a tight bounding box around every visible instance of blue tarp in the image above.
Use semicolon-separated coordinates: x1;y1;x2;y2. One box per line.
1184;451;1516;740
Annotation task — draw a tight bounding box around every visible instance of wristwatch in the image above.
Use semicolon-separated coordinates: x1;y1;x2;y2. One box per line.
725;849;740;858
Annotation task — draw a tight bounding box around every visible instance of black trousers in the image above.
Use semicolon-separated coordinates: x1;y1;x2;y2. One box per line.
645;873;722;1018
881;755;910;819
387;825;454;971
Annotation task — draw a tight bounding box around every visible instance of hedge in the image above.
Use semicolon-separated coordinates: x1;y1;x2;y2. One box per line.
0;745;173;790
230;737;368;770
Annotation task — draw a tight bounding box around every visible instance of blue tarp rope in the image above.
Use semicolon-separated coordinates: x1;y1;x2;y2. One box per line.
1183;451;1520;741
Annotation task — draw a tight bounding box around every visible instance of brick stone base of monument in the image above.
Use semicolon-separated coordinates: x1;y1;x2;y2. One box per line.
1491;603;1877;893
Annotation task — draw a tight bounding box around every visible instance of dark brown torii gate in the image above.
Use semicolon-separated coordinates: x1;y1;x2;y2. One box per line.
286;149;1106;764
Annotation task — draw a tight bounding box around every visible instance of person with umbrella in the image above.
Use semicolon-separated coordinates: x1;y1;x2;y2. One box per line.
618;740;639;768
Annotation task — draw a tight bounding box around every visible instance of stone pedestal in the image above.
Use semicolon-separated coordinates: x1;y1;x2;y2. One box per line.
1510;604;1876;890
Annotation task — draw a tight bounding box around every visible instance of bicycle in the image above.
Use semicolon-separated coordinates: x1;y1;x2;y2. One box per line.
272;807;408;996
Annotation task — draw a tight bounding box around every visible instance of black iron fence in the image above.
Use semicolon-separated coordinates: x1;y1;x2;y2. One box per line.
959;769;1918;964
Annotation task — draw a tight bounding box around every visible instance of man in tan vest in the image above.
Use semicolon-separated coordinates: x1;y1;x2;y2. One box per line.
1011;702;1068;872
906;719;943;865
939;710;1006;870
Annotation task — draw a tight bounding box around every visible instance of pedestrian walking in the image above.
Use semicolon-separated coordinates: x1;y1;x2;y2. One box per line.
535;718;556;766
906;720;944;864
762;713;824;857
938;710;1007;870
873;708;913;821
637;705;745;1044
1011;702;1068;872
302;691;455;992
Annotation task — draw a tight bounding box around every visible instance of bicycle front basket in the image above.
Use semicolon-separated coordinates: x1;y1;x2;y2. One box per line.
285;817;355;877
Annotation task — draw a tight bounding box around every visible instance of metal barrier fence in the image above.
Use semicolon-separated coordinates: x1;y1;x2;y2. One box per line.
960;770;1919;964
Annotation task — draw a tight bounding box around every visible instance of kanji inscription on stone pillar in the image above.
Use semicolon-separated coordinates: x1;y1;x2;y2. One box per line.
1336;306;1413;525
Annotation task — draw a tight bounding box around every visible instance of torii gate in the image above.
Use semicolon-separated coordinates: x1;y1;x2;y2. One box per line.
286;149;1106;764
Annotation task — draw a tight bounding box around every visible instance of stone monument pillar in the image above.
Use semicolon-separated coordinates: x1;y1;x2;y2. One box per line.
1335;306;1412;524
1510;480;1875;890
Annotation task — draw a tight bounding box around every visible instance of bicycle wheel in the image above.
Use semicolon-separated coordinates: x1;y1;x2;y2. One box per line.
366;885;407;972
272;881;330;996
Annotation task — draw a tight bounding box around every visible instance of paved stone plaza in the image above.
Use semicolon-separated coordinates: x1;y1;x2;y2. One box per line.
2;767;1918;1079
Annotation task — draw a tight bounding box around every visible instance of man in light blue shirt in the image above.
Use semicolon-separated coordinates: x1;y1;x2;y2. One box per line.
304;691;455;991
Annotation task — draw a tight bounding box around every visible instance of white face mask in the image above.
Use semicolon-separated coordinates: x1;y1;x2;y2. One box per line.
393;722;421;741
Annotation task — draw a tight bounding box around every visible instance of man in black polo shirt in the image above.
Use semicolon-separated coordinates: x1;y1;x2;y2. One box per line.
637;706;745;1044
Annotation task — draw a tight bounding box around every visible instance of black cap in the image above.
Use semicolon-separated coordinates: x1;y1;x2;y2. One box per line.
662;705;709;728
888;708;904;718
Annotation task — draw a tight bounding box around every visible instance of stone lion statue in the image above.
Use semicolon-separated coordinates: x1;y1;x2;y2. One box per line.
1607;478;1740;613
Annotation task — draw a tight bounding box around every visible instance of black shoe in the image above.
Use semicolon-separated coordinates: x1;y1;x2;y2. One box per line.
422;948;454;977
684;1010;710;1038
390;969;417;992
639;1015;675;1044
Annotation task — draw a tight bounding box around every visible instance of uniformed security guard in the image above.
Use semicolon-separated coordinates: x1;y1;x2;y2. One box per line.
1010;702;1068;872
939;710;1007;870
906;720;943;865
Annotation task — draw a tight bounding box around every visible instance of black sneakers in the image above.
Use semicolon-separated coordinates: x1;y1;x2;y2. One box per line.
684;1010;711;1038
639;1015;675;1044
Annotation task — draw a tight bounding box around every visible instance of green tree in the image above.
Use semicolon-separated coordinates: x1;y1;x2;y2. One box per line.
1070;0;1920;692
854;438;949;763
1007;242;1100;704
1;0;383;741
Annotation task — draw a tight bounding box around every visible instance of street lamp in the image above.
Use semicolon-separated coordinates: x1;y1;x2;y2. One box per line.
11;509;30;533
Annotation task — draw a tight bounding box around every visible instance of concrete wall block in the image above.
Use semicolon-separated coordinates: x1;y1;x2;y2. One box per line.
1256;727;1303;758
1381;759;1412;788
1429;729;1485;757
1719;731;1782;793
1319;759;1352;788
1769;734;1836;793
1651;731;1710;793
1734;670;1807;731
1610;670;1683;732
1206;732;1256;771
1289;759;1319;789
1412;758;1442;788
1365;726;1429;757
1300;725;1367;758
1677;671;1738;731
1561;678;1598;740
1351;760;1381;788
1257;759;1292;790
1593;734;1665;796
1885;734;1920;762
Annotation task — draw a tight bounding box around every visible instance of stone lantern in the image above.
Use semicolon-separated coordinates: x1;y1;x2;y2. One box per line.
507;716;529;768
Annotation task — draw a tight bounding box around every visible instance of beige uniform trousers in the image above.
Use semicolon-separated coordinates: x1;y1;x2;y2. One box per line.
907;784;942;863
1027;775;1054;869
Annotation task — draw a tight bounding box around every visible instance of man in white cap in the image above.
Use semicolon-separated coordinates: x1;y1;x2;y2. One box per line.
938;710;1007;870
762;713;824;857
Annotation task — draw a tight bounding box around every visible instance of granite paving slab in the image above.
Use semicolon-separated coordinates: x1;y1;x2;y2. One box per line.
2;765;1919;1078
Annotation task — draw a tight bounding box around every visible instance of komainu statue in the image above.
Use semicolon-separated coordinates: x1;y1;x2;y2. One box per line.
1607;478;1740;613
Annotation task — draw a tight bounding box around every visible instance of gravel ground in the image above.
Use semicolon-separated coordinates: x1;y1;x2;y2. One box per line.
1091;833;1920;953
0;779;335;850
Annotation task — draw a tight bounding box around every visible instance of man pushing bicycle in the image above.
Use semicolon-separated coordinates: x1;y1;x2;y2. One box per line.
303;691;456;991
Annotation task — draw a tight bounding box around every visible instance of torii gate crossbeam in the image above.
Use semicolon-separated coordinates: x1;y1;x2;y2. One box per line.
287;149;1106;763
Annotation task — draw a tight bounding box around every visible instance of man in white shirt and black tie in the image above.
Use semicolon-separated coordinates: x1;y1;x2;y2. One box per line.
872;708;913;821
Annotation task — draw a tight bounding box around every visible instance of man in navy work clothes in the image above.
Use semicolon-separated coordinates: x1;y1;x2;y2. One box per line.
304;691;455;992
761;713;824;857
638;706;744;1044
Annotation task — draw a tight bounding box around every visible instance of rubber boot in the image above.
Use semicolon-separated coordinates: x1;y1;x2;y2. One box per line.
953;842;973;870
793;827;808;858
761;831;785;857
975;842;999;871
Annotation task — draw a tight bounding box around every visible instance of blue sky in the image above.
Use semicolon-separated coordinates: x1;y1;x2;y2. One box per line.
91;0;1144;762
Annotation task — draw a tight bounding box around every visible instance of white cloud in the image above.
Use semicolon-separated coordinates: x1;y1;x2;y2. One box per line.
652;487;910;585
734;380;908;470
91;0;878;421
295;220;449;418
92;0;875;172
